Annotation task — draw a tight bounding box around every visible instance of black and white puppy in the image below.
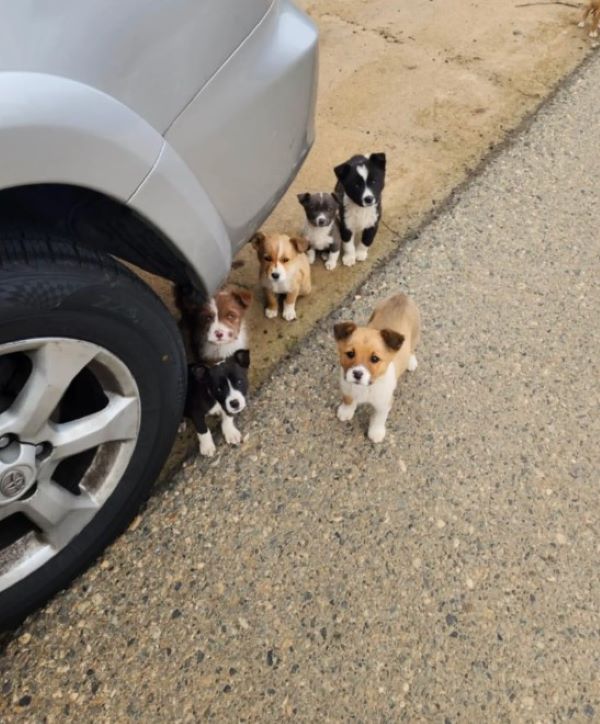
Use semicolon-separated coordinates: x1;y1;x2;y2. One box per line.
297;192;342;270
334;153;386;267
184;350;250;457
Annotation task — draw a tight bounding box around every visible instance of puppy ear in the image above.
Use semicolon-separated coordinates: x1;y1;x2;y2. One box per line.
290;236;309;253
331;192;342;207
334;162;351;181
234;349;250;369
190;363;210;381
380;328;404;351
369;152;386;171
231;287;253;309
250;231;265;250
333;321;357;341
297;193;310;206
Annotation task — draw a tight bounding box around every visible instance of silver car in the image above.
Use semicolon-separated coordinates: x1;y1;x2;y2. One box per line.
0;0;318;629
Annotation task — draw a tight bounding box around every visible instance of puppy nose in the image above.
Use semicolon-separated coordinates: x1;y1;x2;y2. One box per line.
352;369;363;381
215;330;224;339
363;195;374;205
271;271;280;280
317;217;326;227
229;399;240;410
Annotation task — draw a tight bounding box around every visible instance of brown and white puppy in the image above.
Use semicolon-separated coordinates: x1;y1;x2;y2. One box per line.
176;283;252;363
334;293;420;443
251;231;311;321
579;0;600;37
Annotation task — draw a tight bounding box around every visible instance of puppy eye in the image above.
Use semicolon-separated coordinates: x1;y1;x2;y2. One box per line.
281;257;289;264
346;350;355;359
235;380;243;388
264;255;272;262
370;354;380;364
226;312;236;321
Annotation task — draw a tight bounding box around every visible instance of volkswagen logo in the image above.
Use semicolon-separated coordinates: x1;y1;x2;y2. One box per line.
0;469;27;498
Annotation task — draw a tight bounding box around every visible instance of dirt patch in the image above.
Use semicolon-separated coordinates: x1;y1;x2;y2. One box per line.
223;0;590;389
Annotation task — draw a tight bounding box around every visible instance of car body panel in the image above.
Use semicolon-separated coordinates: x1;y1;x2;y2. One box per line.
129;143;232;294
0;0;273;133
0;72;162;199
165;0;318;246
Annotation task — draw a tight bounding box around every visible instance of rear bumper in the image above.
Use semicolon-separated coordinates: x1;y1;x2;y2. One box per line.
165;0;319;254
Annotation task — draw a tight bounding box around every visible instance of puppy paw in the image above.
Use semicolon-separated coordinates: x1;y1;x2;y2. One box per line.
198;433;216;457
265;307;278;319
408;354;418;372
368;425;386;444
342;254;356;267
578;20;585;27
355;248;368;262
325;251;340;271
590;30;598;37
307;249;316;264
282;304;297;321
337;402;356;422
223;425;242;446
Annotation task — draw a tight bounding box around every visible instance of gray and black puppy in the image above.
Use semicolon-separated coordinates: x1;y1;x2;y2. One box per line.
297;192;342;271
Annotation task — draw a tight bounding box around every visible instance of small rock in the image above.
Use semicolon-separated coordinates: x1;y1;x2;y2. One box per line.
128;515;142;532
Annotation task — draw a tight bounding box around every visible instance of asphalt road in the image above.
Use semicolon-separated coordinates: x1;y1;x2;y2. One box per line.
2;54;600;724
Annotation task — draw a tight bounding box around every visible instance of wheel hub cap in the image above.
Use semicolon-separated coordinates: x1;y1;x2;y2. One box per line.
0;443;37;502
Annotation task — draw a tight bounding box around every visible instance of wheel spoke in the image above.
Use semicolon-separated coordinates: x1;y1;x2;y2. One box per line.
46;393;139;462
15;480;99;549
0;341;98;439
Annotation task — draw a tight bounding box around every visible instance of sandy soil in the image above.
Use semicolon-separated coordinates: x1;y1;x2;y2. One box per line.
223;0;590;387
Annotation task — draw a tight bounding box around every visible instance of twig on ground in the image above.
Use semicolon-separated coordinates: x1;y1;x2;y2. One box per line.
516;1;583;8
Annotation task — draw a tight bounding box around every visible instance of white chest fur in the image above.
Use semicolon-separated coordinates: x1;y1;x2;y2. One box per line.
268;277;292;294
343;194;378;233
201;325;247;363
304;222;334;251
340;363;396;407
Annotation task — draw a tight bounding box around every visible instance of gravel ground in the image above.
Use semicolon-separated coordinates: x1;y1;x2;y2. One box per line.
2;54;600;724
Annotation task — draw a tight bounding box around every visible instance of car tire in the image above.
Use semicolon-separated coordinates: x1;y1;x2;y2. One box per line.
0;237;186;630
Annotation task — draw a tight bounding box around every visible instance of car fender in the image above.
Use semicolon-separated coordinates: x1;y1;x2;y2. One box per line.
0;72;162;199
0;72;231;292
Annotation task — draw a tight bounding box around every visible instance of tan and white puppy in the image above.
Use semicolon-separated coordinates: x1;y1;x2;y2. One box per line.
334;293;421;443
251;231;311;321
